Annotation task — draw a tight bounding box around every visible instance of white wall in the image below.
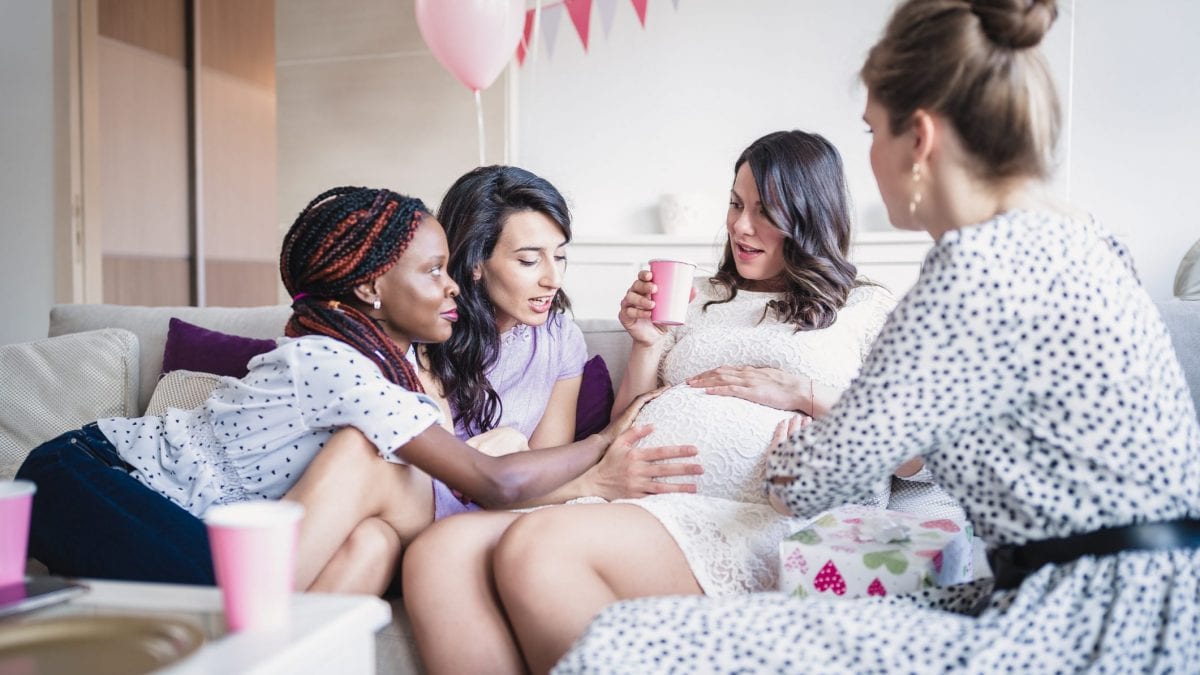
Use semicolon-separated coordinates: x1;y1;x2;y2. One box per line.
0;1;62;344
1067;0;1200;300
517;0;1199;300
276;0;510;231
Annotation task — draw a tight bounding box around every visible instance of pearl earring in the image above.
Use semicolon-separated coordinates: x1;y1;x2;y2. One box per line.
372;298;381;310
909;163;923;217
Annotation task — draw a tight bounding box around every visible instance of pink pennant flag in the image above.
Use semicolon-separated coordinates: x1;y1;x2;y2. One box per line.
596;0;618;38
541;3;565;60
516;9;536;65
565;0;593;52
630;0;648;27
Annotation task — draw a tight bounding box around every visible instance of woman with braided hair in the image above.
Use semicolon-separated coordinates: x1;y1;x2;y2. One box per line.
17;185;673;595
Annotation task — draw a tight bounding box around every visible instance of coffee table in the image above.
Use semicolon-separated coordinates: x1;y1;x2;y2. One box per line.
6;578;391;674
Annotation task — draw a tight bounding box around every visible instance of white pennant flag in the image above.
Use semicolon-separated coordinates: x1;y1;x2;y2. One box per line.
597;0;618;38
541;3;565;60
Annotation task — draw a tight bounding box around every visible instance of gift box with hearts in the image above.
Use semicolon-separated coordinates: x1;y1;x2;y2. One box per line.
779;504;973;599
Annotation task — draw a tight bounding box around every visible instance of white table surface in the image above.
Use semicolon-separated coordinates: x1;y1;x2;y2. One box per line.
20;578;391;674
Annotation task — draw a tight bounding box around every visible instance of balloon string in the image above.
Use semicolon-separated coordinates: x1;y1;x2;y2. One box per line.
475;89;486;166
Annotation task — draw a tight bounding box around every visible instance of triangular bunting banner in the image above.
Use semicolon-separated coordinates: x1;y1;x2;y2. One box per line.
631;0;648;26
516;9;536;65
597;0;618;38
541;3;565;60
565;0;593;52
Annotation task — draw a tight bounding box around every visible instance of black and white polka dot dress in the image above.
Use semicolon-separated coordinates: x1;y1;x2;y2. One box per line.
557;210;1200;673
99;335;441;516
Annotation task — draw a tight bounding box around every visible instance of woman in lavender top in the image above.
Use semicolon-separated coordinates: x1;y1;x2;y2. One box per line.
428;165;589;450
417;166;700;519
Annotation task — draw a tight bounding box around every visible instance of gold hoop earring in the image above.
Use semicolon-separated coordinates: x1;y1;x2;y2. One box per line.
909;163;922;217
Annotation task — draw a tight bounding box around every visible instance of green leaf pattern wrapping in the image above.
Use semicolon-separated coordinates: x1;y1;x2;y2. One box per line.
861;549;909;575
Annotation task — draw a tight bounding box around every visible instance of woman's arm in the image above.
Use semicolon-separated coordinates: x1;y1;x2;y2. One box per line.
612;341;669;413
528;375;582;449
612;270;684;413
397;424;610;509
515;387;702;505
767;253;1022;517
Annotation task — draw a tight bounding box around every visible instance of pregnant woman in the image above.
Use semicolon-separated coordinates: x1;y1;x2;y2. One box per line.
404;129;899;674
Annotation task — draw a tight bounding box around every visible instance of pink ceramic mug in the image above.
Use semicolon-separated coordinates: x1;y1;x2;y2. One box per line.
0;480;36;586
205;501;304;632
648;259;697;325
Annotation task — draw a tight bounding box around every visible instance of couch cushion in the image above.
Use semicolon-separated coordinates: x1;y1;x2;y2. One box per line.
161;318;277;379
1158;299;1200;420
574;355;615;440
0;329;139;479
1175;239;1200;300
576;318;632;390
144;369;224;417
50;304;291;414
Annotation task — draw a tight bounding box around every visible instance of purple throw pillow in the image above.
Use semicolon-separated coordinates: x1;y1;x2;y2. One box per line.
161;318;278;378
573;355;615;441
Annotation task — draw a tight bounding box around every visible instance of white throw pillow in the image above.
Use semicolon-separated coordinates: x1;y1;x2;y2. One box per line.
143;369;223;417
0;329;139;479
1175;238;1200;300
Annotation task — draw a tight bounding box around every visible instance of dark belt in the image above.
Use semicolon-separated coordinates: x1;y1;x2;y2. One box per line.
987;518;1200;590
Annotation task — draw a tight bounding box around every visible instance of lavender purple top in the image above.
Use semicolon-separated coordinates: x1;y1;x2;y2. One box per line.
453;313;588;440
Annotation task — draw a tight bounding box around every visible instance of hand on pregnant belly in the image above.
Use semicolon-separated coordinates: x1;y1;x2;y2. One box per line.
634;384;797;503
686;365;808;413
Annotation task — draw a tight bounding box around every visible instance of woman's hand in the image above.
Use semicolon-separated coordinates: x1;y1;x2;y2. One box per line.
465;426;530;457
586;425;702;500
597;386;666;445
766;414;809;515
688;366;811;413
893;457;925;478
619;270;696;347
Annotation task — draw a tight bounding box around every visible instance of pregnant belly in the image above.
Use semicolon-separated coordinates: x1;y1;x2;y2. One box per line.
634;384;794;503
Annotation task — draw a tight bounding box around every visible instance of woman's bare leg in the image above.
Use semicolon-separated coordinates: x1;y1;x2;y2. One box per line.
403;511;525;675
493;503;701;674
284;427;434;590
309;517;400;595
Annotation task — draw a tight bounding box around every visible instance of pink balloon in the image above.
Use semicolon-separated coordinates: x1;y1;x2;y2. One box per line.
415;0;524;93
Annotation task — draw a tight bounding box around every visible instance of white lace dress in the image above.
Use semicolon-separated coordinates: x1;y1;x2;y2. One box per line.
613;281;895;595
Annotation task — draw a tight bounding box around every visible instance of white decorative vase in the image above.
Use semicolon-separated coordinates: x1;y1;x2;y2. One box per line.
658;192;720;238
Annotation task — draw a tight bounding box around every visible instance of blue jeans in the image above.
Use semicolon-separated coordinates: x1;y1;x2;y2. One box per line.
15;423;214;585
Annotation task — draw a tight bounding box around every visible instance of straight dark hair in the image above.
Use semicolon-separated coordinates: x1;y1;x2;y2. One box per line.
424;166;573;436
708;130;864;330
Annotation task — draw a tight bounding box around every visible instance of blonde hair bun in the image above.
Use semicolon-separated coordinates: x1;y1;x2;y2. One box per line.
970;0;1057;49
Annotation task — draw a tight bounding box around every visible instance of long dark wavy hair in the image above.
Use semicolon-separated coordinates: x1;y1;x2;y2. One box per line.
423;166;573;436
280;186;427;392
707;130;864;331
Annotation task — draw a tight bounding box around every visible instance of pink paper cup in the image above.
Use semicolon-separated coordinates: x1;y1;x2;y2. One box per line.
648;259;697;325
205;501;304;632
0;480;36;586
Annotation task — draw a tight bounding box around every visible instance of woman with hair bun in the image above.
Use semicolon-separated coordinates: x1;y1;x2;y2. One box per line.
558;0;1200;672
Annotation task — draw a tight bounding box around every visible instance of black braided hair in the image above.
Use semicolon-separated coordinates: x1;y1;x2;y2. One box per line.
279;186;427;392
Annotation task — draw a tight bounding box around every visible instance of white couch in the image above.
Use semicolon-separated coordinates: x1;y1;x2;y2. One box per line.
0;303;634;675
1;300;1197;673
